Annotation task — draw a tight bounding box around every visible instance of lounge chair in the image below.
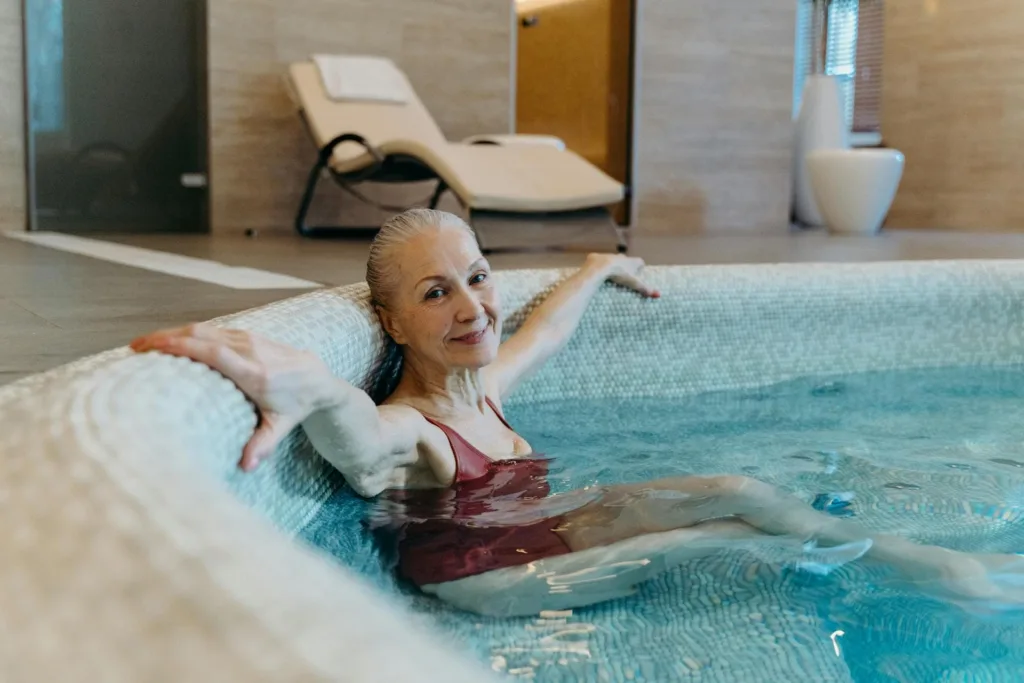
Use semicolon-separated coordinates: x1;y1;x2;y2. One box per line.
285;56;629;253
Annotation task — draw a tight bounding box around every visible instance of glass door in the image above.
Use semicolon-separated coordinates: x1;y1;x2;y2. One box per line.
23;0;208;232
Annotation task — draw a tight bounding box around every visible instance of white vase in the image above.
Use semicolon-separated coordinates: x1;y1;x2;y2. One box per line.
793;74;849;227
807;148;905;235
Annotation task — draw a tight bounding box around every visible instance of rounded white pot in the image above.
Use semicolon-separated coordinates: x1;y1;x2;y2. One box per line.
807;148;906;235
793;75;849;227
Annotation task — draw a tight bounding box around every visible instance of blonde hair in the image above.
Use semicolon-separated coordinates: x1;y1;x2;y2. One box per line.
365;208;476;402
365;208;475;309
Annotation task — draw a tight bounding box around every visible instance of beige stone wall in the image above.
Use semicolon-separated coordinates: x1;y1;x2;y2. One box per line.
883;0;1024;231
1;1;803;236
0;0;512;234
207;0;513;234
0;0;25;230
633;0;797;234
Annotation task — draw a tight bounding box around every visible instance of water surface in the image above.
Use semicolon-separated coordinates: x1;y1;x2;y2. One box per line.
302;365;1024;682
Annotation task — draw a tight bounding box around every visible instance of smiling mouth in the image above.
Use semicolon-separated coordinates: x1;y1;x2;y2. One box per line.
452;329;488;345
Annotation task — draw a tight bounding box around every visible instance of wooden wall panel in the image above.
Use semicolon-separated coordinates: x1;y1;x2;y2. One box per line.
0;0;512;234
634;0;797;234
0;1;804;237
883;0;1024;231
208;0;513;234
0;0;25;230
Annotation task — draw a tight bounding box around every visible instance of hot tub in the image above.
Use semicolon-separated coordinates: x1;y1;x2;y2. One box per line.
3;261;1024;681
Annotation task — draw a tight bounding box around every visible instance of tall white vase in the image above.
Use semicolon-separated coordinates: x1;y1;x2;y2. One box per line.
793;74;849;227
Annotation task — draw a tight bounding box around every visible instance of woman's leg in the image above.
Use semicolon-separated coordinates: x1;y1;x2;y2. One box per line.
557;475;1024;603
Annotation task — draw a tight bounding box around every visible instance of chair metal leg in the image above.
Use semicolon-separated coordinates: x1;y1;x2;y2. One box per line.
294;157;328;237
293;160;382;238
428;181;448;210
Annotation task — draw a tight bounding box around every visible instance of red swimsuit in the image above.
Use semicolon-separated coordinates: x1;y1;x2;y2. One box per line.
373;399;573;587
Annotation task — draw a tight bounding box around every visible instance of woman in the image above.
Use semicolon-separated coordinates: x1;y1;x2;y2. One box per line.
131;208;1022;613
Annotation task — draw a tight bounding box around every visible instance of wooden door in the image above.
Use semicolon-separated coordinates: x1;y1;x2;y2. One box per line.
515;0;634;224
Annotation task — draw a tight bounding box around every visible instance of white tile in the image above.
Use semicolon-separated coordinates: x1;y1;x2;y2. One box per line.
4;232;321;290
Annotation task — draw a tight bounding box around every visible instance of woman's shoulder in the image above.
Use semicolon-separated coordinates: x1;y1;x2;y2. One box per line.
377;396;459;486
376;396;449;443
377;397;428;426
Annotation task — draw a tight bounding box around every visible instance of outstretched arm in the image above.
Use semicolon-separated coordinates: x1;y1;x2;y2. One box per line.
487;254;659;398
129;324;434;495
302;393;445;497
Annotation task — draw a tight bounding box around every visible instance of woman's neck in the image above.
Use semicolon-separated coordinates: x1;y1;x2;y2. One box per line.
392;354;487;417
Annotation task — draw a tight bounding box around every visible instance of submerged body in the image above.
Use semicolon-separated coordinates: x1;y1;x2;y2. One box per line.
370;398;573;587
131;208;1024;614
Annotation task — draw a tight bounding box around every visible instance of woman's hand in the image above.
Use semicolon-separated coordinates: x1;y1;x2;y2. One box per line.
130;323;342;472
583;253;660;298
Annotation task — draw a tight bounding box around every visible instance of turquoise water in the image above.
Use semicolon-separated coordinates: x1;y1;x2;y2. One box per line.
301;366;1024;682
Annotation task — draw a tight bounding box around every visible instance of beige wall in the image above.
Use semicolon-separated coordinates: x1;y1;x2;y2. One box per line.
0;0;798;236
633;0;797;235
0;0;25;230
208;0;513;234
882;0;1024;231
0;0;512;234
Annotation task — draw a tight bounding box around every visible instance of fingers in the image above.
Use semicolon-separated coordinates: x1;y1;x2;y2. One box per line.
133;334;255;381
240;412;299;472
129;321;248;350
610;273;660;299
130;323;198;349
129;323;303;476
612;257;648;281
131;324;256;365
625;256;646;270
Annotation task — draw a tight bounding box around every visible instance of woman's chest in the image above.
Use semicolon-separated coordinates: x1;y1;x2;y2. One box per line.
448;417;533;459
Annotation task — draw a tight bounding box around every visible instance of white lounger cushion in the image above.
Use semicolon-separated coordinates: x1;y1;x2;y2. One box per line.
434;142;625;212
311;54;411;103
288;62;624;213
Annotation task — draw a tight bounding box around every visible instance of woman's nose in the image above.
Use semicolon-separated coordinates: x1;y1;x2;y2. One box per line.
454;288;485;322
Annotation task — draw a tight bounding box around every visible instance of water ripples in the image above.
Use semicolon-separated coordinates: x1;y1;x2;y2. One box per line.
305;365;1024;681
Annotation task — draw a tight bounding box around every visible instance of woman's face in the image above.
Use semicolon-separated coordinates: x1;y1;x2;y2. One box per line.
380;226;502;371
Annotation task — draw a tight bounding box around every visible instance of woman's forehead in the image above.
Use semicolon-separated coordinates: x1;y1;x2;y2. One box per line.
395;229;483;281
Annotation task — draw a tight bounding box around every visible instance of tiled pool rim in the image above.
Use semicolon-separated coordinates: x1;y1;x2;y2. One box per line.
3;260;1024;681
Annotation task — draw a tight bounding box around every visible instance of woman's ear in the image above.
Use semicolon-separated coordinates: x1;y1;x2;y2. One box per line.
375;305;407;345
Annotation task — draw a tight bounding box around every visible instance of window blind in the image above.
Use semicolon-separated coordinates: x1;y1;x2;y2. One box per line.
853;0;884;133
793;0;884;135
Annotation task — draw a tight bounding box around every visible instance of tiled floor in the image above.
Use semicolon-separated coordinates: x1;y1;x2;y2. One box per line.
5;226;1024;387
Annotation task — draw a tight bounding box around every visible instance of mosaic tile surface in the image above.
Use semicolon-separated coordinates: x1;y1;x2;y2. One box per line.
4;260;1024;680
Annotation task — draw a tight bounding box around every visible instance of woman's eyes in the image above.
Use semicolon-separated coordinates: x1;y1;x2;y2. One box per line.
424;273;487;300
